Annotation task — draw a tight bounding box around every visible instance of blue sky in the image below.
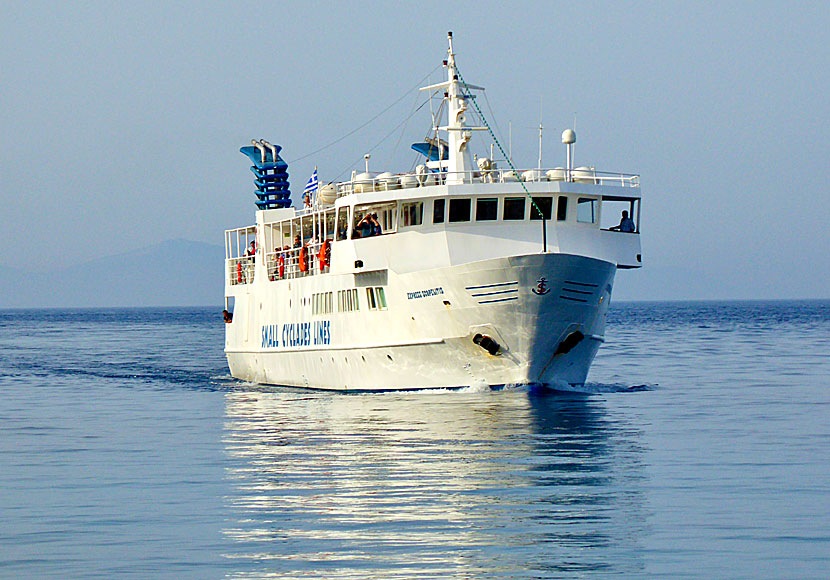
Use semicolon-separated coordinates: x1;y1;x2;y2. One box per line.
2;1;828;300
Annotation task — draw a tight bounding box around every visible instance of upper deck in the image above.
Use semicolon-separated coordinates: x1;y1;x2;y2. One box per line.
224;165;642;292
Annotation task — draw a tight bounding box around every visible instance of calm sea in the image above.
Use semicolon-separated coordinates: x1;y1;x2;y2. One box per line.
0;301;828;579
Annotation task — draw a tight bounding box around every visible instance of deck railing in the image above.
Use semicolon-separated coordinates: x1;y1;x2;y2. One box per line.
227;256;255;285
226;241;331;286
264;241;330;282
334;167;639;197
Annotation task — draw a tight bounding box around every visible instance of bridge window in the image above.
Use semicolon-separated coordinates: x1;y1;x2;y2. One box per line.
476;198;498;221
577;198;597;223
529;196;552;220
353;202;397;238
448;198;471;222
557;196;568;221
401;201;423;227
433;199;445;223
503;197;525;220
600;197;640;232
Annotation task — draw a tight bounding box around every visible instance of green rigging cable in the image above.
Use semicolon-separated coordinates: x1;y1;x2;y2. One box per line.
455;67;548;252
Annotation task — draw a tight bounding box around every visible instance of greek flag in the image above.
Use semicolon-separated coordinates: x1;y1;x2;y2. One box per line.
303;167;318;206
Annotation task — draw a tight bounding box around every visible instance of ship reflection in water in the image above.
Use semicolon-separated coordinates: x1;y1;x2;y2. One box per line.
221;388;647;578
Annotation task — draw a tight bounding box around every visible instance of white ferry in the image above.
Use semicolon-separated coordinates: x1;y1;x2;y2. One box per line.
224;33;642;391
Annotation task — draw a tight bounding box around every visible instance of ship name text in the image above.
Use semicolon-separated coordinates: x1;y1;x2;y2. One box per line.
261;320;331;349
407;287;444;300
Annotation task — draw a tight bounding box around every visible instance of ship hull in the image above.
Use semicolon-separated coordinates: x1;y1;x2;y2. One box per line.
225;253;616;391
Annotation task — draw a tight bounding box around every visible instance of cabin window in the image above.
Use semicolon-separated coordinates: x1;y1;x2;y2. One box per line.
557;196;568;221
337;289;360;312
476;198;498;221
503;197;525;220
353;202;397;238
448;198;471;222
529;196;552;220
302;216;313;242
312;292;334;315
324;210;335;241
336;207;350;241
433;199;445;223
378;204;397;233
401;201;423;227
577;198;597;223
365;287;388;311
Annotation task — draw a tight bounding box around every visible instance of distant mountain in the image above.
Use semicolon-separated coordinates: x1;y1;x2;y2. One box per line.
0;239;224;308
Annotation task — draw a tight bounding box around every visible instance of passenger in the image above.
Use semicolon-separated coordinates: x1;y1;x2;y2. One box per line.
293;234;301;248
246;240;256;256
370;213;382;236
223;309;233;323
355;214;374;238
611;210;636;232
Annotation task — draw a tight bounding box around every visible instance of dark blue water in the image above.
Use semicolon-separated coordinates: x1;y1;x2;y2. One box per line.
1;301;828;579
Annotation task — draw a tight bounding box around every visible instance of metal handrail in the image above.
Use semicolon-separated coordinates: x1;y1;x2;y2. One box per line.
264;241;329;281
334;167;639;197
227;256;255;285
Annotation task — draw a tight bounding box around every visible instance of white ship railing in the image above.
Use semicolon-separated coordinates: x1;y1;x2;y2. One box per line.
225;225;258;285
334;167;639;197
226;241;330;286
264;241;329;281
228;256;255;285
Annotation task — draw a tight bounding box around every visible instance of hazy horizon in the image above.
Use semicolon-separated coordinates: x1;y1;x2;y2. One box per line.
2;2;828;303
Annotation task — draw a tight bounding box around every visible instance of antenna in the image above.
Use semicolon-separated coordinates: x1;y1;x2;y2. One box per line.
562;129;576;181
538;98;543;171
572;113;577;168
509;121;512;163
364;154;371;173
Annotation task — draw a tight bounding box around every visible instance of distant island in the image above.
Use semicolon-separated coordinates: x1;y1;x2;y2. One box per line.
0;239;223;308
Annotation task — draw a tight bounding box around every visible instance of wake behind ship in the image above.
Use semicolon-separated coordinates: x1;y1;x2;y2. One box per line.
223;33;642;391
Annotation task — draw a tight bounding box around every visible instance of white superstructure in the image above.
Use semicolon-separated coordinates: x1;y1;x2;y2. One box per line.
224;33;642;390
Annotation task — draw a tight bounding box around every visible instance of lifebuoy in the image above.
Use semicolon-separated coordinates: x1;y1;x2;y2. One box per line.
278;254;285;278
299;246;308;272
319;240;330;269
237;261;242;283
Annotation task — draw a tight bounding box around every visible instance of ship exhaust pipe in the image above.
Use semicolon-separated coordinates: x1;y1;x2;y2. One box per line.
252;139;267;163
260;139;278;162
473;333;501;356
554;330;585;356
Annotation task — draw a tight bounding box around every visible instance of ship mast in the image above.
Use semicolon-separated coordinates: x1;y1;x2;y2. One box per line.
445;33;473;184
420;32;485;185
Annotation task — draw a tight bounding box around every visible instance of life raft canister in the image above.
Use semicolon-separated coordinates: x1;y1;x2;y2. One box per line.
278;254;285;278
237;261;242;283
299;246;308;272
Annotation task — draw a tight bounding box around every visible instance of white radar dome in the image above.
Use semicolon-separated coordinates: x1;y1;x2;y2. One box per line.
561;129;576;144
